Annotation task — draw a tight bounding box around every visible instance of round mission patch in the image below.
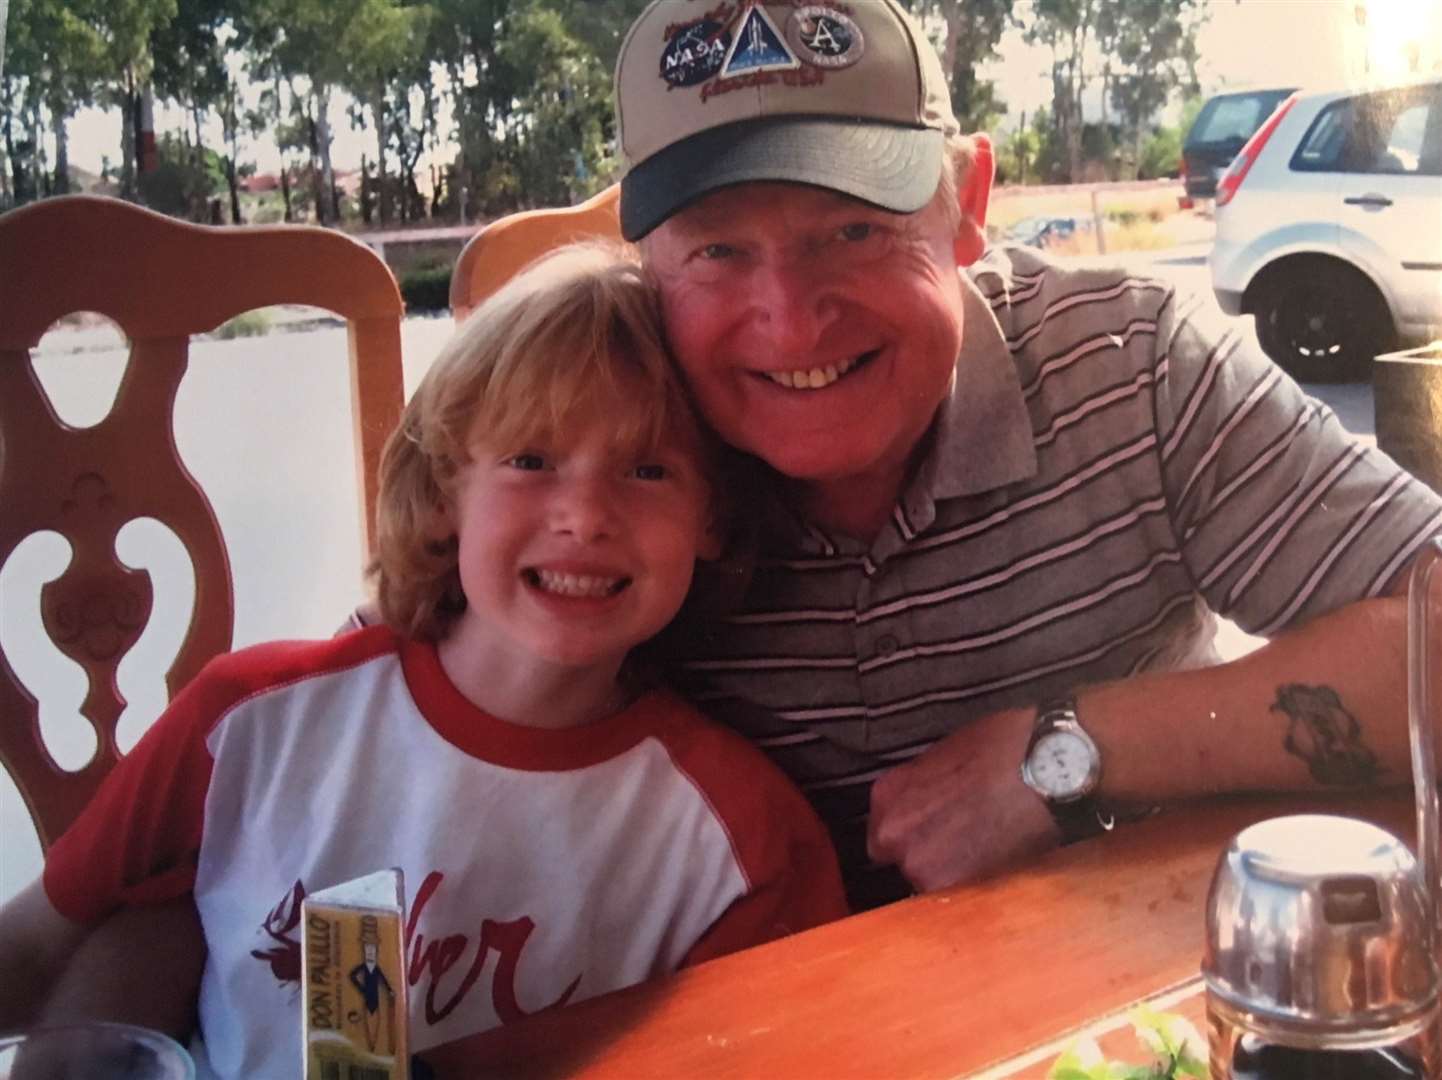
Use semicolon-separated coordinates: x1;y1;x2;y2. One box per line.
785;6;864;70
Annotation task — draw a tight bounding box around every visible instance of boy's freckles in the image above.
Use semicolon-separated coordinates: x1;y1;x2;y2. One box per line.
436;422;713;688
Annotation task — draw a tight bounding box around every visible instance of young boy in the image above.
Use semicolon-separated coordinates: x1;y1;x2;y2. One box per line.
2;244;847;1076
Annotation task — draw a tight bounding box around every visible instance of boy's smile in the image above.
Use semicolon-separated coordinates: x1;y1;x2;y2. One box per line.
436;417;715;723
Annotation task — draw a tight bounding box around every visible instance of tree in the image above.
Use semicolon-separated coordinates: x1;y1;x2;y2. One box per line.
904;0;1014;133
490;2;613;210
337;0;432;224
1024;0;1097;182
1024;0;1206;183
243;0;371;222
1103;0;1205;178
1;0;112;198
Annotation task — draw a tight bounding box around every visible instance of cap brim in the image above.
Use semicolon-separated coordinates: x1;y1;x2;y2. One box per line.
619;117;944;241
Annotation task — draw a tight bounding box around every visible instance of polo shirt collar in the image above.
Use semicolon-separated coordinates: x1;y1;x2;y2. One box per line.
917;264;1037;501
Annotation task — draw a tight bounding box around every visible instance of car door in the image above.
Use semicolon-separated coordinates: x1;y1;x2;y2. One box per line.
1335;83;1442;337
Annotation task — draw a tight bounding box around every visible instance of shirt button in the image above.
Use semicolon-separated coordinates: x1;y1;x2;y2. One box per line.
875;635;899;658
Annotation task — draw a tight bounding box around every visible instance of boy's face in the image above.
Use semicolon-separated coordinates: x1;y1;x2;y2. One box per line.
439;414;716;681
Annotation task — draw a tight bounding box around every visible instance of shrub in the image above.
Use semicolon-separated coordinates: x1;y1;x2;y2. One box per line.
215;310;274;339
399;264;453;313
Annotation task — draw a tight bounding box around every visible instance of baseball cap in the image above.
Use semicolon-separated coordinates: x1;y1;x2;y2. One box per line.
615;1;959;240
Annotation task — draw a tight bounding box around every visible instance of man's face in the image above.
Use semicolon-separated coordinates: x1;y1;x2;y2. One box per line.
644;183;969;492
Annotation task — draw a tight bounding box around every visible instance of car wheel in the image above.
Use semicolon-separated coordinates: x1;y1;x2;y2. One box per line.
1254;265;1392;383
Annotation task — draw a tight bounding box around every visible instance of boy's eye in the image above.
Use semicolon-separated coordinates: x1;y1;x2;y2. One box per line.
633;463;668;481
505;453;547;471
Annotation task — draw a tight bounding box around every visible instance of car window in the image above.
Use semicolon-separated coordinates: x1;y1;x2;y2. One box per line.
1292;85;1442;176
1191;96;1273;147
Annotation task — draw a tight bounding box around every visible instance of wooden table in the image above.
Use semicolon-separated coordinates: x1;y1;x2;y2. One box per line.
423;792;1414;1079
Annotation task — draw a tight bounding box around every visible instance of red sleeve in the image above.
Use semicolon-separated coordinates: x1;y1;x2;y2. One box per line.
680;795;849;968
653;696;849;969
42;631;399;922
42;668;223;923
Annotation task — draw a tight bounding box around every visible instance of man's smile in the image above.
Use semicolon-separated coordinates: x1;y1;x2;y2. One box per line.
757;349;881;391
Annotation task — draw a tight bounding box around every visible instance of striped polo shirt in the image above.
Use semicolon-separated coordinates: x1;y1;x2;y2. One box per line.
671;243;1442;909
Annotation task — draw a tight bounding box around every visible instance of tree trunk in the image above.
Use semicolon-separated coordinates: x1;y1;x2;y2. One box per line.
313;84;340;222
51;108;70;194
222;82;243;224
280;162;293;222
301;94;326;224
372;90;389;225
120;73;137;197
274;73;294;222
0;81;14;207
138;83;157;176
360;155;373;225
941;5;961;93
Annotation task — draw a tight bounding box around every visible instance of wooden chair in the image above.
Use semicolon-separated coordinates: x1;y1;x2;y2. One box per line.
449;184;620;321
0;195;405;849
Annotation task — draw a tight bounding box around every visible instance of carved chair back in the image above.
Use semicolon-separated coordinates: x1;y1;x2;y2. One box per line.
449;184;621;321
0;195;405;849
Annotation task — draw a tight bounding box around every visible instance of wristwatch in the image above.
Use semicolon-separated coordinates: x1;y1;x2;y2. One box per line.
1020;698;1108;843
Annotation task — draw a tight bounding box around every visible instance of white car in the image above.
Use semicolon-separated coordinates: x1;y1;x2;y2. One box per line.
1209;77;1442;381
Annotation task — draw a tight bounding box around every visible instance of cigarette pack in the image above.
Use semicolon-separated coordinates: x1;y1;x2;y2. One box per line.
301;868;410;1080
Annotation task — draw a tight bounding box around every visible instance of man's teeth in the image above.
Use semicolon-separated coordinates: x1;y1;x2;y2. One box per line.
764;355;859;390
533;570;625;597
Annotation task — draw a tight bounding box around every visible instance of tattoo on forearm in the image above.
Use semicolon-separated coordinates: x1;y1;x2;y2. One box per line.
1272;683;1385;787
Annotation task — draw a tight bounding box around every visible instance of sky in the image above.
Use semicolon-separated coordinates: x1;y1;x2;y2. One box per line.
39;0;1442;177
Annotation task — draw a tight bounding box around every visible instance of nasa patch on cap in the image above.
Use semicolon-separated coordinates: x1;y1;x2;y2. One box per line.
659;18;730;88
615;0;959;240
786;6;864;70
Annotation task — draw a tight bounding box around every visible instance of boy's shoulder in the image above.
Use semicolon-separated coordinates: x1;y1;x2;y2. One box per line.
182;625;405;716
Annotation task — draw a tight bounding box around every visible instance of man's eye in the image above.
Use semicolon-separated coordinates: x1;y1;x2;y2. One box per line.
838;222;874;242
505;453;547;471
698;243;736;260
633;463;668;481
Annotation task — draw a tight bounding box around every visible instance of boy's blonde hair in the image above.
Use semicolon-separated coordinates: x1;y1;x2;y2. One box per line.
371;242;720;640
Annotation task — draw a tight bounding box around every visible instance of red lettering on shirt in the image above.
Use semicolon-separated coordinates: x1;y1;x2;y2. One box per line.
405;870;582;1026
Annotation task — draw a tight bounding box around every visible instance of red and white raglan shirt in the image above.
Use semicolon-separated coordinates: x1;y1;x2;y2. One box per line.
44;626;847;1078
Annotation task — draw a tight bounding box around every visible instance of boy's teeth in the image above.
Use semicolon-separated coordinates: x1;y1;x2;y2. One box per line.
764;356;857;391
534;570;623;597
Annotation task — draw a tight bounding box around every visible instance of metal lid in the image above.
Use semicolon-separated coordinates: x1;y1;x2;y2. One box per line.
1203;814;1439;1038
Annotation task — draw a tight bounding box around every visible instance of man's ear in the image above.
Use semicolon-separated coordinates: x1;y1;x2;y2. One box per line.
696;520;725;563
953;132;995;267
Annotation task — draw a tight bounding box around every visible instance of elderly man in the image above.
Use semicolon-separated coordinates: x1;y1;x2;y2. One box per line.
614;0;1442;909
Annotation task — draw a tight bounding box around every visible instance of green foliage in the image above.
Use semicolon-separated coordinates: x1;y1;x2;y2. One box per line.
214;309;274;338
0;0;1213;218
398;263;452;313
136;130;223;219
1047;1007;1207;1080
1138;124;1182;180
1025;0;1207;182
901;0;1015;133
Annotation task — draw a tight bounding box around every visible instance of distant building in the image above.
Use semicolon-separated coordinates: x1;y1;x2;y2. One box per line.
241;173;280;193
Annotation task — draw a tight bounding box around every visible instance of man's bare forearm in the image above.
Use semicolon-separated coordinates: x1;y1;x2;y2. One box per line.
1085;594;1409;805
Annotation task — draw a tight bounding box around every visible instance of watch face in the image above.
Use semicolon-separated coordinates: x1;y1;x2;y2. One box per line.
1028;730;1094;799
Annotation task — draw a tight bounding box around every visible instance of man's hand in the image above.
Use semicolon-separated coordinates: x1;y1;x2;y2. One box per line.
866;706;1061;892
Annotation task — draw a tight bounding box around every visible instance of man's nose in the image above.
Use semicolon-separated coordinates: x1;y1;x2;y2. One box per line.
549;476;617;541
746;256;839;354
